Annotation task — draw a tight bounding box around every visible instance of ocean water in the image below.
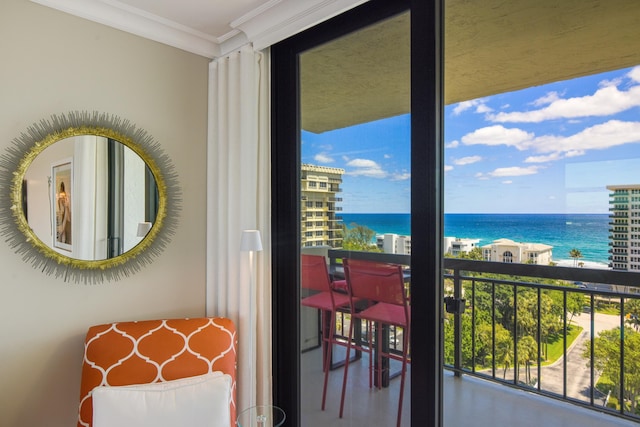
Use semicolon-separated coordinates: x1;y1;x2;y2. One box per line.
341;213;610;265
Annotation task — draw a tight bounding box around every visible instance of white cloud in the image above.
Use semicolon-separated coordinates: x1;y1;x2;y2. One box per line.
524;153;562;163
346;158;387;178
453;155;482;166
564;149;585;158
476;104;494;114
445;165;454;172
502;180;513;184
391;172;411;181
452;98;491;115
529;120;640;153
461;120;640;162
487;83;640;123
531;91;562;106
452;100;477;115
487;166;541;177
629;66;640;83
599;77;623;88
348;158;378;168
314;153;334;163
384;154;392;159
461;125;534;150
446;140;460;149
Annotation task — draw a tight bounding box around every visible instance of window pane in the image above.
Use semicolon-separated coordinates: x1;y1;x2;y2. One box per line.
299;11;411;427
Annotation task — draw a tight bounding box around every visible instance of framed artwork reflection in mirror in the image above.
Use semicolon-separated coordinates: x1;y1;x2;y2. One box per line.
52;157;72;252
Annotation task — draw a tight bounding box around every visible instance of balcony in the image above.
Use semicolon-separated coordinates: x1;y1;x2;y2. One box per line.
302;356;636;426
300;250;640;426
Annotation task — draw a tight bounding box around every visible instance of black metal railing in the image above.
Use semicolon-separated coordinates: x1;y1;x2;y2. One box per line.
444;258;640;422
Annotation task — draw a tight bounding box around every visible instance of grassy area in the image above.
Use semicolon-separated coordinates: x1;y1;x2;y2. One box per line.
596;305;620;316
595;373;618;409
541;325;583;365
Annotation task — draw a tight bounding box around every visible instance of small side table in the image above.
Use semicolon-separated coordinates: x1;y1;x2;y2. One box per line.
236;405;286;427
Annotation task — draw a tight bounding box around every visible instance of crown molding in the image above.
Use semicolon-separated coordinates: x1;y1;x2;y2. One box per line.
30;0;367;59
222;0;369;55
30;0;222;58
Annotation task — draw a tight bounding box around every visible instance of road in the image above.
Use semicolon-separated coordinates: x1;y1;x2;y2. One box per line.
540;312;619;401
486;312;619;405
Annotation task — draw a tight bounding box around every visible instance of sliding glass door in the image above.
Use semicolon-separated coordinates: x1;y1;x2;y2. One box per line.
272;0;442;426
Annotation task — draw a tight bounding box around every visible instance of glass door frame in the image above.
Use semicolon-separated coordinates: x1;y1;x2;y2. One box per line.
271;0;444;425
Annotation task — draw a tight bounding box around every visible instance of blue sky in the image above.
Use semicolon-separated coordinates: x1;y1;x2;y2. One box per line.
302;65;640;214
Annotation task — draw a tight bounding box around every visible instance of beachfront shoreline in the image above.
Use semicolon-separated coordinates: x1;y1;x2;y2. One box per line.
554;259;609;270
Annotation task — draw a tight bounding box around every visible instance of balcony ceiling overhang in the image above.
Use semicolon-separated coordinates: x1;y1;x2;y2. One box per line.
32;0;639;134
301;0;640;133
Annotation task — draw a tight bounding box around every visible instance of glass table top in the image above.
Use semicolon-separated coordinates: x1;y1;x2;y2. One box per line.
236;405;286;427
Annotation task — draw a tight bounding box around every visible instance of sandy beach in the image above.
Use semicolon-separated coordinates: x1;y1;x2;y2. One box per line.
554;259;609;269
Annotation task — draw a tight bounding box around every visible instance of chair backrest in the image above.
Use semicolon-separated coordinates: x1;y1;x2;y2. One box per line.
344;259;407;306
301;254;332;293
77;317;237;427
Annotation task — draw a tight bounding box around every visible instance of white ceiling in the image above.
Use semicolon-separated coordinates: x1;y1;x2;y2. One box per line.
30;0;367;58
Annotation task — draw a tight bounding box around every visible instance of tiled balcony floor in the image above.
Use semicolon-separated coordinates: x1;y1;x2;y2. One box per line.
301;346;638;427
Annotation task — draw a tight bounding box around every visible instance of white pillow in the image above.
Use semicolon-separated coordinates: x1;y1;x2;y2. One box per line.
92;372;231;427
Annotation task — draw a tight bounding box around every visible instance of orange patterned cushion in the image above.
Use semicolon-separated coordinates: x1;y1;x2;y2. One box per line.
77;317;237;427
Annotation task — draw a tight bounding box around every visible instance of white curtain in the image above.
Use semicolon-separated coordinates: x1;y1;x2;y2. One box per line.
206;44;271;416
73;135;108;260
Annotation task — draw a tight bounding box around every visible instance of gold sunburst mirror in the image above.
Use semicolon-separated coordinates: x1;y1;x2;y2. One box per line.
0;111;180;283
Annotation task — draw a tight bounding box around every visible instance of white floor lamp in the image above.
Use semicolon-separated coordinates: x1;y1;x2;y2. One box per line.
240;229;263;410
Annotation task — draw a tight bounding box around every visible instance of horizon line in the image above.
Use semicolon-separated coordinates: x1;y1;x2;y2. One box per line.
342;212;610;215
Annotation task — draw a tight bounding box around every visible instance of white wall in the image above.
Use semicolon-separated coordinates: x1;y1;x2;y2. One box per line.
24;136;74;251
0;1;210;426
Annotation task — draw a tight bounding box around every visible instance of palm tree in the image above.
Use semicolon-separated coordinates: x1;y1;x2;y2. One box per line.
569;248;583;267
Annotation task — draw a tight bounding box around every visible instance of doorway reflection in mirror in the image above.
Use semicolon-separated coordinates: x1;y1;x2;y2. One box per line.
56;181;71;244
51;158;72;252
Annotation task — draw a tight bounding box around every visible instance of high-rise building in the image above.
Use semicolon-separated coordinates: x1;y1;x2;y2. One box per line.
607;184;640;271
301;164;344;248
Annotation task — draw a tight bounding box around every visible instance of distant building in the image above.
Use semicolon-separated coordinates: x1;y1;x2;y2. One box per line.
481;238;553;265
443;237;481;257
376;233;411;254
607;184;640;271
301;164;344;248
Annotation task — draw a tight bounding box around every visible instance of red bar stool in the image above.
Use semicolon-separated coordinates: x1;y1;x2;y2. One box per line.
340;258;411;427
300;254;352;410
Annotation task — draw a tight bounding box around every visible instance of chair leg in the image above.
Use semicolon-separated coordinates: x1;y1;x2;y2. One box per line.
321;310;331;373
396;356;407;427
377;324;383;390
396;330;410;427
367;321;373;388
321;311;336;410
339;318;355;418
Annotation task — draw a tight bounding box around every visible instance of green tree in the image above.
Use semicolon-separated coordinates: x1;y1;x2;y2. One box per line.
443;313;475;368
569;248;583;267
459;246;483;260
517;335;538;385
494;324;513;379
626;299;640;332
585;327;640;413
342;222;379;251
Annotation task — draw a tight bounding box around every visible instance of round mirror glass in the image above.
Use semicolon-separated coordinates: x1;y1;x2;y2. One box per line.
0;111;179;283
23;135;159;261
